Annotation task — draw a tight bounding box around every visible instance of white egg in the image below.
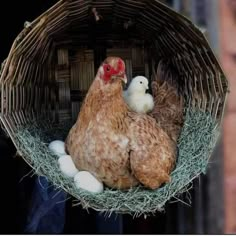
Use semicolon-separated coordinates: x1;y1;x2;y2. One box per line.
48;140;66;157
58;155;79;178
74;171;104;194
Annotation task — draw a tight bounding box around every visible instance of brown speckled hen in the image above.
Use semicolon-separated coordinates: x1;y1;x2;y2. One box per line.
65;57;176;190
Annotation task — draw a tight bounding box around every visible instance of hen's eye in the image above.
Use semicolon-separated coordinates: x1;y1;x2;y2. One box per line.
140;81;143;84
106;66;111;72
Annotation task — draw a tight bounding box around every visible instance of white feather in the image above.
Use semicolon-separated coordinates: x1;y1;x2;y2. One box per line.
58;155;79;178
123;90;128;101
74;171;104;193
119;137;129;149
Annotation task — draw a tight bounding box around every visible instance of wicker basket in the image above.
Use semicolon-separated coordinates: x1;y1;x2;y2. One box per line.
0;0;228;214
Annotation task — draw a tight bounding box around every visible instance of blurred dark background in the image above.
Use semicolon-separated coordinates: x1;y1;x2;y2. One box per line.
0;0;231;234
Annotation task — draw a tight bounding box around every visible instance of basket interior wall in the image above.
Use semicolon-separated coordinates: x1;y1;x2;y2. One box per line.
0;0;228;141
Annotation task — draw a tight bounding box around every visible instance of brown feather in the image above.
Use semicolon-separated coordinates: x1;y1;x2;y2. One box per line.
128;114;176;189
150;60;184;142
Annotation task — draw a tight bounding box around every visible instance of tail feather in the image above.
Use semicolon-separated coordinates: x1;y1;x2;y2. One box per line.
150;60;184;142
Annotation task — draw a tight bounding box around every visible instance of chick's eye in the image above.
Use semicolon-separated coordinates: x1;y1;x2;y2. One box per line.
140;81;143;84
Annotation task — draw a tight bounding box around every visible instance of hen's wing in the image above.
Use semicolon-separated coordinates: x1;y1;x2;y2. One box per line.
128;114;176;189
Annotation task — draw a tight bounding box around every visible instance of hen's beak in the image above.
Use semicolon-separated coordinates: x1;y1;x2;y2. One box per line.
121;74;127;84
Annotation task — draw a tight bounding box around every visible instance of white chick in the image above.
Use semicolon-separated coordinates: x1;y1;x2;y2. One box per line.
123;76;154;114
74;171;104;194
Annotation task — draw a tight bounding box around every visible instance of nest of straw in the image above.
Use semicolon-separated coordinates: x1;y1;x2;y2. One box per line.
15;108;219;215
